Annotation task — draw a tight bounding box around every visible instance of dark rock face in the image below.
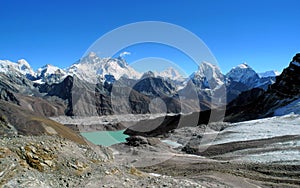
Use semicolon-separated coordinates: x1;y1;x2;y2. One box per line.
133;77;176;96
225;80;251;103
37;75;73;101
227;88;265;111
130;77;182;114
270;53;300;96
0;73;35;97
36;75;74;116
181;145;198;154
125;136;149;147
225;74;276;104
124;115;181;137
225;53;300;122
0;88;19;105
35;75;184;116
124;109;225;137
95;82;114;115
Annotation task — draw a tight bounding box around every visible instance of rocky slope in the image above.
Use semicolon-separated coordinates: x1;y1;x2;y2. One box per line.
0;134;214;188
111;114;300;188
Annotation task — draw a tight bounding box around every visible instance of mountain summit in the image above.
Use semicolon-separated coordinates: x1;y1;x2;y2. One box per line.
156;67;184;81
226;62;259;86
0;59;35;78
67;52;141;83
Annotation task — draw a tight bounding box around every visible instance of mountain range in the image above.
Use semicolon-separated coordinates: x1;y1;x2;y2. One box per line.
0;52;278;103
0;52;277;87
125;53;300;136
1;52;299;138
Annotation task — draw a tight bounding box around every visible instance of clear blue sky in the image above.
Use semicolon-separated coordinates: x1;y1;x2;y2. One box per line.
1;0;299;74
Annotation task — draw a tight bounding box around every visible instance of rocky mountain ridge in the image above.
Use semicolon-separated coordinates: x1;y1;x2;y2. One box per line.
0;53;286;133
225;53;300;122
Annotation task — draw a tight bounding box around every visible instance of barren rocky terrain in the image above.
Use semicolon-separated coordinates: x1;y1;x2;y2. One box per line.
111;114;300;188
0;135;210;188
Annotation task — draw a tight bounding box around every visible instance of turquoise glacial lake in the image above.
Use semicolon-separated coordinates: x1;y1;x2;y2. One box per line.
81;130;129;146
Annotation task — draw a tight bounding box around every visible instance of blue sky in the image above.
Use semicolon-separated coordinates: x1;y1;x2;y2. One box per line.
1;0;299;74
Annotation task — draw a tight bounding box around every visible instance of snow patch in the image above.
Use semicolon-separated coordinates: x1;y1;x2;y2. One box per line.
237;63;249;69
161;139;183;148
212;114;300;145
274;98;300;116
156;67;184;81
258;70;280;78
149;173;162;177
292;61;300;67
237;150;300;165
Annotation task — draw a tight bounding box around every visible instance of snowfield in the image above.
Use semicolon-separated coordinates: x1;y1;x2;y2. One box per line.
274;98;300;116
50;113;173;126
214;114;300;145
210;114;300;164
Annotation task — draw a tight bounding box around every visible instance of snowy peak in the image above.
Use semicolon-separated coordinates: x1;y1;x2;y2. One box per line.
34;64;67;84
225;62;277;92
17;59;35;76
141;71;155;79
198;62;223;81
81;52;102;64
67;52;141;83
190;61;225;89
237;62;251;69
17;59;31;70
0;59;35;78
156;67;184;80
37;64;66;77
258;70;280;78
226;62;259;84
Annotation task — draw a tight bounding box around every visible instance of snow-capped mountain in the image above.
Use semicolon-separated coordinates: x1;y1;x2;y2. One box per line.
258;70;280;78
226;63;260;87
156;67;184;81
190;61;225;90
141;71;156;79
226;63;279;91
225;63;278;102
0;59;35;78
0;54;279;103
35;64;67;84
1;53;299;121
226;53;300;122
67;52;141;83
37;64;66;78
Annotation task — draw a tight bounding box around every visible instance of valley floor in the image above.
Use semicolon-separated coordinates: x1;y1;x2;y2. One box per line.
111;114;300;187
